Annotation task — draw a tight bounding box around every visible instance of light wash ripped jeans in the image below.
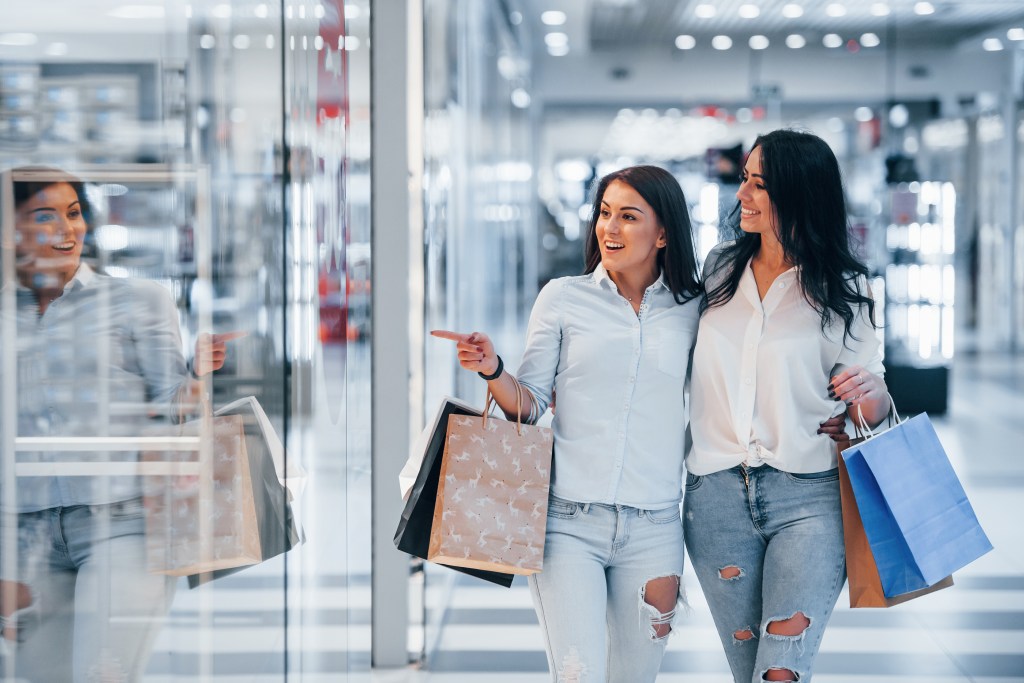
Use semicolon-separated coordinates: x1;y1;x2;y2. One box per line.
528;494;686;683
6;498;177;682
683;465;846;683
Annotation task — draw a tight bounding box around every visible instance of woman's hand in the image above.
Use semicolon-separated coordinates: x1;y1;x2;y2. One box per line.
193;330;248;376
816;413;848;442
430;330;499;376
829;365;889;427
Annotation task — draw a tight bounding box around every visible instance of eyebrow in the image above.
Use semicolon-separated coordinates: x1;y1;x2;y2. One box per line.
601;200;646;214
28;201;80;214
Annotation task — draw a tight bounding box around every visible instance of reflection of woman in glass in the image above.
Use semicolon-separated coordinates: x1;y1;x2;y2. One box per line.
685;130;889;683
4;168;232;681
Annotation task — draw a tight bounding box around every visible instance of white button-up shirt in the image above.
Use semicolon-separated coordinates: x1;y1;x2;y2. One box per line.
688;244;883;475
516;264;699;509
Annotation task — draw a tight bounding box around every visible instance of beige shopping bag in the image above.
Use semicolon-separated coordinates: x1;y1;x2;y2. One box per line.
427;380;553;575
143;414;261;576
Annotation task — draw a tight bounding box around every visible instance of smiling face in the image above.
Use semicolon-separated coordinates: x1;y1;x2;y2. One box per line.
595;179;667;283
736;146;778;238
15;182;87;290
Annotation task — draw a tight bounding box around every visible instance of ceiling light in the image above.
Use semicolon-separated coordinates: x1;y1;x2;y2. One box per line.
782;4;804;18
233;34;250;49
826;3;847;17
255;3;268;18
344;36;361;50
107;5;165;19
983;38;1004;51
1007;28;1024;41
548;43;570;56
675;34;696;50
870;2;890;16
542;10;567;25
265;34;275;49
0;32;38;46
889;103;910;128
749;35;769;49
545;32;568;48
46;42;68;56
739;4;760;19
855;107;874;122
347;5;361;19
914;2;935;15
823;33;842;48
510;11;523;25
712;35;733;50
737;107;753;123
786;34;806;48
695;3;716;19
314;35;324;50
511;88;531;109
199;34;216;49
212;4;232;18
314;4;325;18
861;33;880;47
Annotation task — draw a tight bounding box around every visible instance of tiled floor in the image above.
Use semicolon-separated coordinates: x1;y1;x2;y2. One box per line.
377;352;1024;682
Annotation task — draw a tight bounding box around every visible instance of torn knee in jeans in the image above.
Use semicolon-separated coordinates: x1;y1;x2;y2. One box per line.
762;666;801;681
733;627;756;642
639;574;681;640
556;646;587;682
765;611;810;638
718;565;743;580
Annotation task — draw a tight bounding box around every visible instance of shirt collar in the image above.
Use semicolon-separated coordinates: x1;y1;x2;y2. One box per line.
66;263;94;292
593;262;669;294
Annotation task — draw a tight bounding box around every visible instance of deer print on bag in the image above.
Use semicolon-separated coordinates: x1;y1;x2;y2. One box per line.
468;468;482;489
457;416;473;427
507;497;520;518
469;434;486;446
448;526;461;544
476;530;488;548
482;453;499;471
451;487;463;503
495;515;506;531
475;496;494;508
464;508;481;522
489;478;506;490
511;456;521;475
517;480;532;496
499;435;512;455
531;501;543;519
453;450;471;462
445;473;457;485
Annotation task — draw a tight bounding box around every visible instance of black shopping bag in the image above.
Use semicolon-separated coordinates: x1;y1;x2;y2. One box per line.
394;397;515;587
187;397;304;587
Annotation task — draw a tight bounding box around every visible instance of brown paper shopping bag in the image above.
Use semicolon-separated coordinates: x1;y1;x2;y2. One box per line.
838;421;953;608
428;379;554;575
143;414;262;576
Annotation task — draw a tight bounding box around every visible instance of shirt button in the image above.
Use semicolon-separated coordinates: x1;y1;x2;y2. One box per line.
745;377;752;385
629;377;635;383
779;283;786;289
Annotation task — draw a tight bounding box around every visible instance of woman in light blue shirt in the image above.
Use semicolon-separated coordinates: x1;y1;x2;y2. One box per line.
4;169;235;681
434;165;703;682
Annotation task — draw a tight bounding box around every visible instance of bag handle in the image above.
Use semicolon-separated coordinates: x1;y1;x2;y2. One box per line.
853;392;901;440
482;374;527;436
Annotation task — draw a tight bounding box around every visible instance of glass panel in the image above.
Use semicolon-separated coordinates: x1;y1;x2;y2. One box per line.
0;0;369;679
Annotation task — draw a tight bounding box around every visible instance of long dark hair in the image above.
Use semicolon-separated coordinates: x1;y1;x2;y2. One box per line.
583;165;701;303
703;129;875;344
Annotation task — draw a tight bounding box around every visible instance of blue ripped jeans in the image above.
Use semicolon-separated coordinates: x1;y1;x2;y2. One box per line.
528;495;686;683
683;465;846;683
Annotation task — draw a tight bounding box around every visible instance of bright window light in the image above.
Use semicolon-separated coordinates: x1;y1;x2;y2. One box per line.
826;3;847;17
782;4;804;18
675;35;696;50
870;2;890;15
1008;28;1024;41
914;2;935;15
712;35;733;50
541;10;567;26
545;32;569;48
983;38;1004;51
739;4;760;19
861;32;880;47
749;35;769;50
823;33;842;48
695;3;716;18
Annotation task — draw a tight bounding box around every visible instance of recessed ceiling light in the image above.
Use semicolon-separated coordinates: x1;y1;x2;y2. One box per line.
541;10;567;26
695;3;716;19
199;34;216;49
0;32;38;46
749;35;769;49
786;34;806;48
346;5;361;19
889;104;910;128
1007;28;1024;41
739;4;760;19
782;4;804;18
511;88;531;108
46;42;68;56
344;36;361;50
233;34;250;49
675;34;697;50
544;32;568;48
855;106;874;122
870;2;890;16
983;38;1004;51
914;2;935;15
548;43;570;56
826;3;847;17
823;33;843;48
861;33;880;47
255;4;268;18
712;35;733;50
212;4;232;18
108;5;165;19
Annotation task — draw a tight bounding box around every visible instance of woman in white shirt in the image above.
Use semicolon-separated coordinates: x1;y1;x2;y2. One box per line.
434;165;703;682
684;130;891;683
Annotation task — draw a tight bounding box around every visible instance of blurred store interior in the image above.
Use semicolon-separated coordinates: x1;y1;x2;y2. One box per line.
0;0;1022;680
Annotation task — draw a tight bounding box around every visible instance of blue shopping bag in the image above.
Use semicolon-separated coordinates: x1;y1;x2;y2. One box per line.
841;412;992;597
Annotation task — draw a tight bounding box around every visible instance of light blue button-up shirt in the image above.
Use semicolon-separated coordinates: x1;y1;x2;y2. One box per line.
515;264;699;509
8;264;190;512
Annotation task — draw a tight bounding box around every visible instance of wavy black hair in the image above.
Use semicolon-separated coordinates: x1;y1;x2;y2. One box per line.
703;129;875;344
583;165;701;303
